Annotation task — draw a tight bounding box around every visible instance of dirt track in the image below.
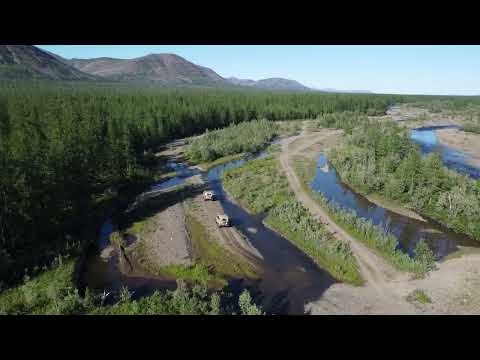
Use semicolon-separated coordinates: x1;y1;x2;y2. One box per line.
278;124;480;314
185;182;264;268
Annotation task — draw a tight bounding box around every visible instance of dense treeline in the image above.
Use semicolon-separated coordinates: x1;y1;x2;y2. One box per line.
0;83;412;285
186;119;278;163
410;98;480;113
327;118;480;241
314;111;370;134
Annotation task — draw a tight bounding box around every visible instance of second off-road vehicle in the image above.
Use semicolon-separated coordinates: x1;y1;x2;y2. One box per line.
215;214;230;227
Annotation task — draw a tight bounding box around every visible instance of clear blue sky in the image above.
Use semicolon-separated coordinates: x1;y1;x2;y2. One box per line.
37;45;480;95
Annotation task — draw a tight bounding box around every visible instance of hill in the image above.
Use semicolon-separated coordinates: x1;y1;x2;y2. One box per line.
68;53;227;86
0;45;97;80
227;77;311;91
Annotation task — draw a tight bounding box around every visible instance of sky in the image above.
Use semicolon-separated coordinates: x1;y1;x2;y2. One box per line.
36;45;480;96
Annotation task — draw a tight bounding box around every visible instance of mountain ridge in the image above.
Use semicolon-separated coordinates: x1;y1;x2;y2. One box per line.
0;45;98;80
67;53;227;86
227;76;311;91
1;46;371;93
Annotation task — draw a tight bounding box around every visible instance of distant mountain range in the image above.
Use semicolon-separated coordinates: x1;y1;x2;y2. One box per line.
319;88;373;94
0;45;372;93
227;77;311;91
68;54;226;86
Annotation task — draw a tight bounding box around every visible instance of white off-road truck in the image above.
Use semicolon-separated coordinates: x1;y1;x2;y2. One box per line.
203;190;215;201
215;214;230;227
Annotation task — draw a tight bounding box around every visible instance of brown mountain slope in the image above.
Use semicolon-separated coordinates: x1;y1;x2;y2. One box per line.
0;45;97;80
69;53;227;86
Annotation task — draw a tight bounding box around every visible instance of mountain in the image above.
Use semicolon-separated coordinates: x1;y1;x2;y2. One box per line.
319;88;373;94
227;77;257;87
2;46;360;93
68;54;227;86
0;45;97;80
227;76;311;91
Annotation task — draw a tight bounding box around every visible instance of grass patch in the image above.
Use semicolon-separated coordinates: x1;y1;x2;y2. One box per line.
197;153;245;171
276;120;304;136
184;212;258;280
265;203;364;285
157;263;224;287
153;170;178;182
222;156;292;214
406;289;432;304
0;257;91;315
222;156;363;285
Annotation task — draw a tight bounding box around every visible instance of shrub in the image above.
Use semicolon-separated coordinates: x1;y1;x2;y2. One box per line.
407;289;432;304
414;239;437;273
238;290;264;315
186;119;279;163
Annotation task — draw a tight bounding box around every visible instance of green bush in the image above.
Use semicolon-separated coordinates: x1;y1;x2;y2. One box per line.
266;201;363;285
329;119;480;242
414;239;437;273
186;119;279;163
222;156;292;214
407;289;432;304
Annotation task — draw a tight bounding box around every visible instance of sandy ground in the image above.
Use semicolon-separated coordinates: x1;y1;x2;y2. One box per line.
129;202;193;269
126;142;262;274
185;187;264;268
386;104;465;128
436;128;480;168
278;125;480;314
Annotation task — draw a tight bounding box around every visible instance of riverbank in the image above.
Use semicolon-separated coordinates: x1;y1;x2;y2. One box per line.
436;128;480;168
277;127;480;314
222;155;363;285
103;153;261;289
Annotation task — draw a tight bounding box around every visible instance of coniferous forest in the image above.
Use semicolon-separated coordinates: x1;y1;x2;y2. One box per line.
0;81;470;286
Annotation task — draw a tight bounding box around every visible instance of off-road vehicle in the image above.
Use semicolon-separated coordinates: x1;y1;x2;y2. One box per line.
215;214;230;227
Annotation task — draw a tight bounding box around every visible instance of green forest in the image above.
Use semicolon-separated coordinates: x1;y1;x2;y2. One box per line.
3;79;480;315
323;114;480;241
0;83;410;286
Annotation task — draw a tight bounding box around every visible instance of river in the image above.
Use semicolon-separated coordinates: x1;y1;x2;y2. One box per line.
309;125;480;259
80;125;480;312
80;150;336;314
410;125;480;179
